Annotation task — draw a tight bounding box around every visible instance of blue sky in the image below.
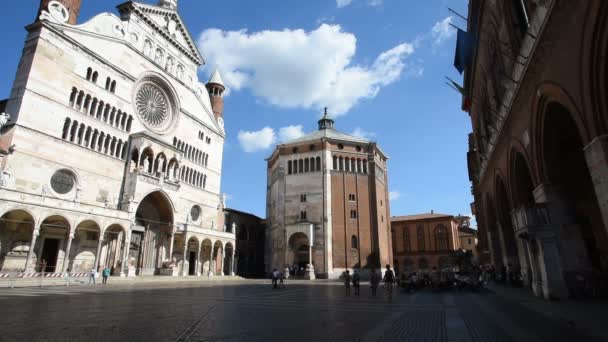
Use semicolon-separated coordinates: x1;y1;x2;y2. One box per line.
1;0;472;222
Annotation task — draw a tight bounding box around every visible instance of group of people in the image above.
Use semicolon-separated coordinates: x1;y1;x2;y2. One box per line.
88;266;111;285
343;265;396;299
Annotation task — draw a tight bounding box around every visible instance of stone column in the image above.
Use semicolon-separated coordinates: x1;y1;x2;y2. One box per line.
221;248;226;276
62;232;75;274
120;232;131;277
24;229;40;273
94;235;104;271
181;237;188;276
168;229;175;262
494;221;510;268
584;135;608;238
196;242;202;276
208;246;214;277
232;252;237;276
112;232;122;269
229;250;235;276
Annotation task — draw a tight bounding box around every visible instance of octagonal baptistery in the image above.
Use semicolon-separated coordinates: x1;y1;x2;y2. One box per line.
0;0;235;278
265;110;393;279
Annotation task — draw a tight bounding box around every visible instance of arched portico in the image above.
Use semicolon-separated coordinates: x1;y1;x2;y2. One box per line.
224;242;235;276
212;240;223;276
132;191;174;276
0;210;36;273
201;238;213;276
102;224;126;276
68;220;101;273
37;215;71;274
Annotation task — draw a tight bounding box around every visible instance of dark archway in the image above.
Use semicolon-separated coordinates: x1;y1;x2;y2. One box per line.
0;210;35;272
133;191;174;275
542;103;607;271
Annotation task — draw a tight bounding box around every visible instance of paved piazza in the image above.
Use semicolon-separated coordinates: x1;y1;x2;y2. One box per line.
0;280;603;342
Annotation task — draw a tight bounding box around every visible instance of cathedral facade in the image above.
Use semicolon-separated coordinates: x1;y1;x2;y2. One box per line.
0;0;235;277
265;111;393;279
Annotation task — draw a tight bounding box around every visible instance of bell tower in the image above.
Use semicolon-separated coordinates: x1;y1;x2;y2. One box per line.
206;70;225;122
37;0;81;25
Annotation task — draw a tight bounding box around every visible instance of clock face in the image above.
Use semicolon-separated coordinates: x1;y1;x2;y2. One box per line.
48;1;69;23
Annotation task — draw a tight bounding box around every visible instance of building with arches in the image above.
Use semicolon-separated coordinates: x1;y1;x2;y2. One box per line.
265;110;393;279
391;212;463;274
461;0;608;299
0;0;235;277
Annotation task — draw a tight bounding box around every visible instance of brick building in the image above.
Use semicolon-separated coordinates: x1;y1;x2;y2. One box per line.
391;212;462;273
265;110;392;279
224;208;266;278
459;0;608;299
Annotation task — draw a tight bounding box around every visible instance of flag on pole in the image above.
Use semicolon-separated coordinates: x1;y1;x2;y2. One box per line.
454;29;474;74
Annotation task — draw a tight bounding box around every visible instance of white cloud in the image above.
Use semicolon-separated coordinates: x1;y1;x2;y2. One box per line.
237;127;276;152
430;16;455;46
368;0;383;6
316;16;335;25
198;25;414;116
279;125;305;142
389;191;401;201
351;127;376;140
336;0;353;8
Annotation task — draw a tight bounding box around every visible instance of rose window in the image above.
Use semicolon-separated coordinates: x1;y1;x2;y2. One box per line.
136;83;169;127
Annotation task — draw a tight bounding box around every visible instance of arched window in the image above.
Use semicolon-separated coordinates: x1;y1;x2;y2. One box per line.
288;160;292;174
62;118;71;140
435;225;449;251
351;235;358;249
316;156;321;171
110;80;116;93
105;77;111;90
403;226;411;252
86;67;92;80
76;91;84;110
69;88;77;107
417;225;425;251
363;160;367;174
309;158;315;172
357;159;362;173
92;71;98;83
333;155;337;170
339;156;344;171
304;158;309;172
298;159;303;173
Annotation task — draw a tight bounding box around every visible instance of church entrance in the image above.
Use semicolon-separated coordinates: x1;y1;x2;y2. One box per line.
188;251;196;275
129;231;144;275
134;191;174;276
288;233;311;277
41;238;59;273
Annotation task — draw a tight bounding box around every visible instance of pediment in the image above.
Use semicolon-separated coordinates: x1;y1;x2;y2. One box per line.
117;2;204;66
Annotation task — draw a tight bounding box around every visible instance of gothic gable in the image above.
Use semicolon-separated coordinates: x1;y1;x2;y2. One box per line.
117;2;204;66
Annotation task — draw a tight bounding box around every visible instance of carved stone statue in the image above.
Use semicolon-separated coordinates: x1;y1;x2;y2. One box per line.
168;164;175;180
129;161;136;173
143;158;150;173
231;222;236;233
0;167;12;188
0;112;10;130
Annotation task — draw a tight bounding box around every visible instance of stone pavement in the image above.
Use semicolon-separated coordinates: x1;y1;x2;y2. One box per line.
0;280;603;342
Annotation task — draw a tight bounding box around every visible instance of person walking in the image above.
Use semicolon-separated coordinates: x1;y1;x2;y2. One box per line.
272;268;279;289
383;264;395;300
344;270;352;296
352;270;361;296
370;268;381;296
89;267;96;285
279;272;286;288
102;266;111;285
